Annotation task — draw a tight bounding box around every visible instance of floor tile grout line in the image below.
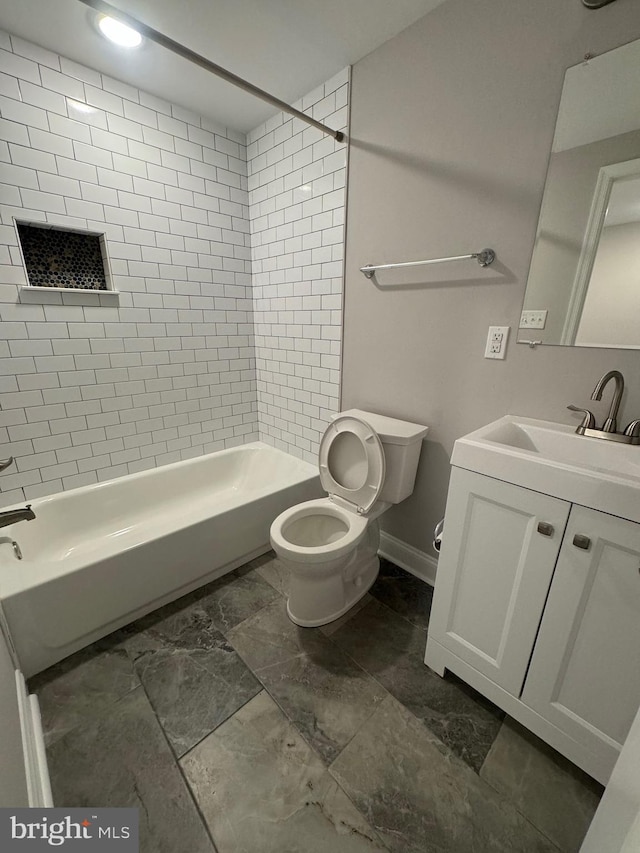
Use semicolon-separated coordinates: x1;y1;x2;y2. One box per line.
222;611;404;799
221;614;387;776
219;568;447;775
211;646;320;761
186;684;392;852
477;754;570;853
323;695;404;852
176;684;264;763
172;764;222;853
322;593;507;769
41;680;220;852
320;601;488;769
132;667;221;853
357;593;589;844
115;635;224;850
198;682;392;851
321;626;569;850
76;568;284;768
322;689;394;766
246;650;309;676
323;688;565;853
259;661;386;770
119;619;266;763
478;764;572;853
216;587;285;640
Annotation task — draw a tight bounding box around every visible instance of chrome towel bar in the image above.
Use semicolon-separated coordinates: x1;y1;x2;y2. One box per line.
360;249;496;279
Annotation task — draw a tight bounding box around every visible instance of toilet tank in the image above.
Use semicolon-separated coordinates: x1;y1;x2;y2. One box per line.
338;409;429;504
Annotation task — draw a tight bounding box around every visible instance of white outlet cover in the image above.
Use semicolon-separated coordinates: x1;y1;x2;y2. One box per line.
485;326;510;359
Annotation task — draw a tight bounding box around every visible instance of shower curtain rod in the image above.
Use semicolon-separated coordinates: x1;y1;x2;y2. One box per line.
77;0;345;142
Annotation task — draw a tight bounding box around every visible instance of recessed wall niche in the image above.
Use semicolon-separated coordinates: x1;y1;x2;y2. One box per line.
15;222;114;292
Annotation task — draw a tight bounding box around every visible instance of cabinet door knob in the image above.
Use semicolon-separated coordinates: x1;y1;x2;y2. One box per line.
573;534;591;550
537;522;554;536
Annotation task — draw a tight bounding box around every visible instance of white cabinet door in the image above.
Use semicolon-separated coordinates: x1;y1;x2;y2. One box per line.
427;468;571;696
522;505;640;776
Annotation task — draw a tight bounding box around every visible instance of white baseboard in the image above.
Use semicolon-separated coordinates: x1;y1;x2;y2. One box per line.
379;530;437;587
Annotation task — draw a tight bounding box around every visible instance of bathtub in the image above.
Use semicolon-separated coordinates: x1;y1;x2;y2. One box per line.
0;442;321;677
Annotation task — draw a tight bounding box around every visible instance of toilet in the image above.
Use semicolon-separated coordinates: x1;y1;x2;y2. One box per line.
270;409;428;627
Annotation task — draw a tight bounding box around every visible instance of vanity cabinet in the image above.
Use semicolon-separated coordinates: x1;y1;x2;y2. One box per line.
425;468;640;784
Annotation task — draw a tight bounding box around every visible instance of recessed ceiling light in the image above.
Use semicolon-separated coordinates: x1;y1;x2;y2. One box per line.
98;15;142;48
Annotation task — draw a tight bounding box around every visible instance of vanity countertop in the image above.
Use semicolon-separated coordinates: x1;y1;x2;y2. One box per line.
452;415;640;523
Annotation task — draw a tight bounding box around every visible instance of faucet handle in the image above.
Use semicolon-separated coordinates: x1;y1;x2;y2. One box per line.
567;405;596;434
624;419;640;439
0;457;13;473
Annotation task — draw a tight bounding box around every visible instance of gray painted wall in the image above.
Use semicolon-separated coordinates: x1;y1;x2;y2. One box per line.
342;0;640;557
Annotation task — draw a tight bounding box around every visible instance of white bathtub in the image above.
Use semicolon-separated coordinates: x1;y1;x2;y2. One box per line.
0;442;321;677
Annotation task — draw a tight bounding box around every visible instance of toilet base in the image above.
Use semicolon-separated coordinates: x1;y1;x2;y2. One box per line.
286;550;380;628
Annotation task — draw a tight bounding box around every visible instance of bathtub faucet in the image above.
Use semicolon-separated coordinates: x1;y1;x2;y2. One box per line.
0;505;36;530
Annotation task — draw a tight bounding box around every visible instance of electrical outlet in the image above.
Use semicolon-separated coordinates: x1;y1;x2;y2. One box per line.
520;310;547;330
485;326;510;359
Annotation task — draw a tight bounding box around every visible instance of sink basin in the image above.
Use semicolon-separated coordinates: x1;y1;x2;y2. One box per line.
482;418;640;480
452;415;640;523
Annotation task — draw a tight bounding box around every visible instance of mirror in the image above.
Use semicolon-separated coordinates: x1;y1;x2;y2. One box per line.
519;38;640;348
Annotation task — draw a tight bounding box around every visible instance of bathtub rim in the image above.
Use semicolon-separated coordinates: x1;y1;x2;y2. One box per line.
0;440;313;515
0;441;319;598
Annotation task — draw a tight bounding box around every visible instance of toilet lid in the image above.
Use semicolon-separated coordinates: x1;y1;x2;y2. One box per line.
318;415;385;513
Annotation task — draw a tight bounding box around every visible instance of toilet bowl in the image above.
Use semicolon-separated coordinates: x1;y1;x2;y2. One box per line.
270;409;428;627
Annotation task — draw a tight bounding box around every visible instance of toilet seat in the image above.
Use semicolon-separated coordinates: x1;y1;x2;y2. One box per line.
318;415;385;514
270;498;368;564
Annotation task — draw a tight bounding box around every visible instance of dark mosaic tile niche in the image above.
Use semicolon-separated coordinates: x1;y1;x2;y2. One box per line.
17;222;109;290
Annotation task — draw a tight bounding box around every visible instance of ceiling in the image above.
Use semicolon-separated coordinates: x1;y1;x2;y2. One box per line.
0;0;446;134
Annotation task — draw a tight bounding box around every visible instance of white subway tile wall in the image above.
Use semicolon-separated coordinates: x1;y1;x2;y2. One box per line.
0;32;258;506
0;31;348;506
247;68;348;462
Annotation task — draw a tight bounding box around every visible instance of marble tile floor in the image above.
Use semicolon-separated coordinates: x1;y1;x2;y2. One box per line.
29;556;603;853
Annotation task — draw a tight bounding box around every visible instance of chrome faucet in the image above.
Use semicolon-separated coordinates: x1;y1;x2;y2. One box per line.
590;370;624;433
0;505;35;530
568;370;640;445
